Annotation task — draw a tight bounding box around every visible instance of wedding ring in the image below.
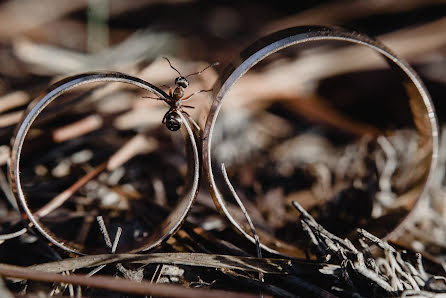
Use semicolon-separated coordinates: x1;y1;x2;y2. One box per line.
10;72;200;255
202;26;438;257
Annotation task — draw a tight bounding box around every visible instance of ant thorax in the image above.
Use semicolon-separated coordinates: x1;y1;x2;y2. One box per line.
172;85;185;100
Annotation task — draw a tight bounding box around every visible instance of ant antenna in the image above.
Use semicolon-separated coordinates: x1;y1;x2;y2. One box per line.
186;62;219;78
163;57;182;76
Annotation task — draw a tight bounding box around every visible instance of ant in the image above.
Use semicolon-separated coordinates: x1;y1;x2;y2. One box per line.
144;57;219;131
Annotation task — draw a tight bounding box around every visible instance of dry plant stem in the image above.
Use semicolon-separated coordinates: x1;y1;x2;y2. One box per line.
221;164;264;284
263;0;443;33
14;29;176;74
0;0;86;39
35;134;156;218
0;228;27;242
35;162;107;218
377;136;397;193
150;264;161;283
0;110;23;128
30;253;301;274
291;201;358;253
0;91;29;114
106;134;157;171
86;264;106;277
0;168;18;210
0;147;9;167
0;263;260;298
220;268;295;298
111;226;122;253
52;114;103;143
96;216;113;249
50;271;73;297
357;229;396;253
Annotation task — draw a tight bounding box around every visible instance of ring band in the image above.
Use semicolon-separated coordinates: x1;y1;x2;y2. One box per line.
9;72;200;255
202;26;439;257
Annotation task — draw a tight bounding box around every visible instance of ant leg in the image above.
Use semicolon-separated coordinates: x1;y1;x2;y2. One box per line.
179;109;201;132
162;112;168;124
142;96;163;100
159;84;173;96
182;105;195;109
143;89;166;100
181;89;212;102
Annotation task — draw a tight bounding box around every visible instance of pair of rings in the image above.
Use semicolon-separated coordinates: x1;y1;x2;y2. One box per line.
9;26;438;257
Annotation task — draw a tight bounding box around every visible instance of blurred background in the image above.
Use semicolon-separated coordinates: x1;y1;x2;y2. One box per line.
0;0;445;296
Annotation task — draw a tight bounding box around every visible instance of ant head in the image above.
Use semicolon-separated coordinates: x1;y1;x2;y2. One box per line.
163;57;219;90
174;76;189;88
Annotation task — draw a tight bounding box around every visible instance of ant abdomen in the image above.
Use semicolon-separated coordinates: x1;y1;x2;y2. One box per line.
165;111;182;131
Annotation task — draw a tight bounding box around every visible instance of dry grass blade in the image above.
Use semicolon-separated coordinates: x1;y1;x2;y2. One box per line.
0;110;23;128
52;114;103;143
106;134;158;171
0;263;261;298
0;228;27;242
0;147;9;167
221;163;265;294
0;0;86;39
29;253;302;275
221;164;263;260
96;215;113;249
0;91;29;114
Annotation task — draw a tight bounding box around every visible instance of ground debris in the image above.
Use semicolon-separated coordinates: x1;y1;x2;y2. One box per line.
293;200;446;297
0;1;444;297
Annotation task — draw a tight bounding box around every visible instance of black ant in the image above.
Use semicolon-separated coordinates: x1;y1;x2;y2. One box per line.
144;57;219;131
